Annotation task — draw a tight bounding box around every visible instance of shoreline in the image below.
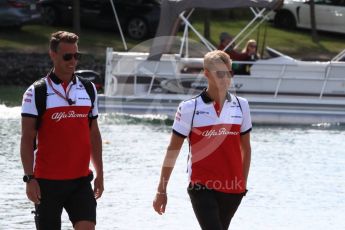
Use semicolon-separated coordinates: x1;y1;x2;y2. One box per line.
0;52;105;86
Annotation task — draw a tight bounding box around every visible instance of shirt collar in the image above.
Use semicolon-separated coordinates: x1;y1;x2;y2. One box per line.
49;71;76;85
200;88;232;104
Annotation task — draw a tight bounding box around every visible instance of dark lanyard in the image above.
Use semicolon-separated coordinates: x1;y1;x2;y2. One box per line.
47;76;75;105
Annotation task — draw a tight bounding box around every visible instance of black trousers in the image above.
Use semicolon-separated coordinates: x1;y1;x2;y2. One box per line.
187;183;245;230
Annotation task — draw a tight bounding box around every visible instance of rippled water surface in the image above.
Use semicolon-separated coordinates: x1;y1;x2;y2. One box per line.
0;105;344;229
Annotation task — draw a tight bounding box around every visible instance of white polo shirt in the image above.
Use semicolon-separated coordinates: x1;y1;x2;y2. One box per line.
172;90;252;193
21;73;98;180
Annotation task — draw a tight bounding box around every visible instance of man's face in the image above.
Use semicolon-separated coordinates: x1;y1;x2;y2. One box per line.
50;42;79;76
222;37;234;50
206;62;232;92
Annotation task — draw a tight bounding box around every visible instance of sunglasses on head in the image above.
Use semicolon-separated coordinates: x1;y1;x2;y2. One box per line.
210;70;233;79
62;52;81;61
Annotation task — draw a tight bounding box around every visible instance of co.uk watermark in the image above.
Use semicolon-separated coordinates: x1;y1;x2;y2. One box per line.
188;178;244;191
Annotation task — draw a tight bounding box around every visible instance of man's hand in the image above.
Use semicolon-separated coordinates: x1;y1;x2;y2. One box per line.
153;193;167;215
93;175;104;199
26;180;41;204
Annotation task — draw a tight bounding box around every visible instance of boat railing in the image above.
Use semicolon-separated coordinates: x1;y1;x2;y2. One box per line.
332;49;345;62
105;49;345;99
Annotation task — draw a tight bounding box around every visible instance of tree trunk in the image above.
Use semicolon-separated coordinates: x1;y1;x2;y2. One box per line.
73;0;81;35
309;0;318;42
204;10;210;40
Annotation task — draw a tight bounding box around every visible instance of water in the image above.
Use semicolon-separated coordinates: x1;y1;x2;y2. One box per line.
0;104;344;230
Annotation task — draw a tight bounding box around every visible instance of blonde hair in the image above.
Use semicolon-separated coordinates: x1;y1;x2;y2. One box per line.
242;39;257;53
204;50;232;70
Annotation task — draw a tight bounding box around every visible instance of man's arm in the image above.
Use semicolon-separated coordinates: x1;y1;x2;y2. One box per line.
153;133;185;215
20;117;41;204
90;119;104;199
240;132;251;188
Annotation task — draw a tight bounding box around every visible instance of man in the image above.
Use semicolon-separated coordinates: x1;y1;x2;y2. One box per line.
20;31;103;230
217;32;249;61
153;50;252;230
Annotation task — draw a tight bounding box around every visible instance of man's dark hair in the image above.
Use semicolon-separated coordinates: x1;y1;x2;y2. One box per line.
49;31;79;52
219;32;232;42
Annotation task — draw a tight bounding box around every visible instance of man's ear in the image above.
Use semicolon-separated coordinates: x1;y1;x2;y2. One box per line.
204;69;210;79
49;49;55;61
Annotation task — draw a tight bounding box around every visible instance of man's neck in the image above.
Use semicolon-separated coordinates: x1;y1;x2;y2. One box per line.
53;70;72;83
206;88;227;105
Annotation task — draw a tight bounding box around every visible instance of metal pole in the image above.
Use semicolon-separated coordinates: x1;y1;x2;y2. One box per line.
109;0;128;51
179;14;216;51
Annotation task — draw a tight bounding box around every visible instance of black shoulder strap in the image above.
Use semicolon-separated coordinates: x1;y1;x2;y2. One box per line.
78;76;95;109
33;77;47;130
78;76;96;128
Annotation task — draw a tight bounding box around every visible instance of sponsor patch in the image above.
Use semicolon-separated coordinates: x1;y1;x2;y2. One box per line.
196;110;209;115
202;128;239;138
175;111;181;121
51;111;88;122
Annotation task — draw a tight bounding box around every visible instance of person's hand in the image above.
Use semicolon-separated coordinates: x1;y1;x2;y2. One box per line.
26;179;41;204
153;192;167;215
248;50;256;56
93;175;104;199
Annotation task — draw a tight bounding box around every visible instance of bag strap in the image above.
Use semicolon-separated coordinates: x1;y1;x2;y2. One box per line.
78;76;95;109
78;76;96;127
33;77;47;130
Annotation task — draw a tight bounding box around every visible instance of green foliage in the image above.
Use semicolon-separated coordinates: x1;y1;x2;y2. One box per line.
187;20;345;59
0;21;344;59
0;86;26;106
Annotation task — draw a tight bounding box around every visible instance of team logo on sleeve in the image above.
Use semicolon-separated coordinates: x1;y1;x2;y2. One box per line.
175;111;181;121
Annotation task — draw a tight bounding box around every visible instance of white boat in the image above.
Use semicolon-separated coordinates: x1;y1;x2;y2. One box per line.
98;0;345;125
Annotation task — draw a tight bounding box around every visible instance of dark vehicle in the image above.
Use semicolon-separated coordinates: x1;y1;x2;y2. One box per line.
37;0;161;40
0;0;41;28
75;70;103;92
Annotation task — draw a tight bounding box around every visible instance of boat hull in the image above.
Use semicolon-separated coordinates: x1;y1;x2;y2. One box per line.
98;94;345;125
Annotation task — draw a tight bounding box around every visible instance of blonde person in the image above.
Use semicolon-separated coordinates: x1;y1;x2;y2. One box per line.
238;39;260;75
153;50;252;230
242;39;259;60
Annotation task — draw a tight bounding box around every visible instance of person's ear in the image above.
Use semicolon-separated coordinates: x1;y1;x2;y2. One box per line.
49;49;55;60
204;69;210;78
